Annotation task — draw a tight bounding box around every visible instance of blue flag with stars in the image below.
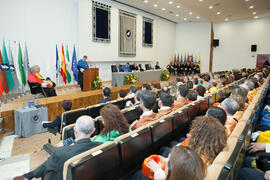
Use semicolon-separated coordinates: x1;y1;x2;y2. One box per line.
71;45;78;82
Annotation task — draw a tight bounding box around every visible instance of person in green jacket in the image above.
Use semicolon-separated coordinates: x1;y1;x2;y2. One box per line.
92;104;130;143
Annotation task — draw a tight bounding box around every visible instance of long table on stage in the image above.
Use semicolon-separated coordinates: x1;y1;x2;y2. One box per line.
112;70;163;86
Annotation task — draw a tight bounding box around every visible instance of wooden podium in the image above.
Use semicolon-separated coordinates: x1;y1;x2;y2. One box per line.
83;68;99;91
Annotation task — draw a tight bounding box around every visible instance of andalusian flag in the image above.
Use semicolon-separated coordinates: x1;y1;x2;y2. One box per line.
18;43;26;86
180;54;183;64
65;45;72;83
2;40;14;90
61;45;67;84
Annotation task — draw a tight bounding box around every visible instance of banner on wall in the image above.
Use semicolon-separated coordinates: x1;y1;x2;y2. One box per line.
119;10;136;56
256;54;270;69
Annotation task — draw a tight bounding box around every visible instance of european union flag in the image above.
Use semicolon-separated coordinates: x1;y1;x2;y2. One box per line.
71;45;78;82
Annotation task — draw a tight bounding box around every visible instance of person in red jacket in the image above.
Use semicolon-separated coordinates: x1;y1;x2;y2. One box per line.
28;65;57;97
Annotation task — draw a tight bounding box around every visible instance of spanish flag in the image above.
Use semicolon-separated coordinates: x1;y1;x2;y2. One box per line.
61;45;67;84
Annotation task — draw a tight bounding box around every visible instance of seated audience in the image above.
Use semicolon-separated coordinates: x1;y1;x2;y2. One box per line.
142;84;151;91
131;91;160;130
42;100;72;132
187;89;198;103
186;81;193;89
118;89;127;98
98;87;112;104
155;61;161;70
126;85;138;98
125;91;142;108
196;86;206;99
151;83;159;95
172;84;188;111
221;98;240;136
28;65;57;97
146;146;206;180
209;81;218;93
15;116;101;180
92;104;130;143
161;86;169;93
193;78;199;88
157;93;174;117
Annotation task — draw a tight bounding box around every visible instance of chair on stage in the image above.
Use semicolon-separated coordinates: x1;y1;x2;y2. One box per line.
28;80;46;98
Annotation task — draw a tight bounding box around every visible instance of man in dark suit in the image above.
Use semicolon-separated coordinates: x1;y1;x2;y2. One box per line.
98;87;112;104
112;63;123;72
14;115;101;180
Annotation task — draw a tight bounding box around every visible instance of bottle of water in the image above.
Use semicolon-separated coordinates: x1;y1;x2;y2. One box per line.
36;99;40;108
22;102;26;109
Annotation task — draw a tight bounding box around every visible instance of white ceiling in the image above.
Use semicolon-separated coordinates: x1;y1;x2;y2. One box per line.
114;0;270;23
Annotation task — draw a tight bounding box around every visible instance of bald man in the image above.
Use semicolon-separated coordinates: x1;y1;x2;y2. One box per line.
15;116;101;180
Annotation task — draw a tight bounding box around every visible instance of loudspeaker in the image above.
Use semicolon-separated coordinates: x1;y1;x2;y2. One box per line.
213;39;219;47
251;45;257;52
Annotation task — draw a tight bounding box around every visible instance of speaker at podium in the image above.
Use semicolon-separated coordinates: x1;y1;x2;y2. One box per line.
83;68;99;91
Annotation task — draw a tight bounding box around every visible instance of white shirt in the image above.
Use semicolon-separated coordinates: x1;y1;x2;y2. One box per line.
197;95;203;100
140;110;153;118
159;106;170;112
126;93;135;99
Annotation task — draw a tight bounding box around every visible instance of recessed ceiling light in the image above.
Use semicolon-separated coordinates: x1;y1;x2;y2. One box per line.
209;6;213;9
245;0;249;2
144;0;148;3
177;5;180;8
184;18;187;21
225;18;229;21
199;0;204;2
252;12;256;15
176;14;179;17
189;12;193;15
196;16;200;19
217;12;221;15
154;4;158;7
169;1;173;4
162;8;166;11
249;6;254;9
254;16;258;19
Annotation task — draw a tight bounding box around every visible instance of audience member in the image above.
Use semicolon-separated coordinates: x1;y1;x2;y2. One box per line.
126;85;138;98
92;104;130;143
142;84;151;91
118;89;127;98
186;81;193;89
158;93;174;117
98;87;112;104
15;116;101;180
125;91;142;108
172;84;188;110
131;91;159;130
196;86;206;99
42;100;72;132
206;106;227;126
187;89;198;102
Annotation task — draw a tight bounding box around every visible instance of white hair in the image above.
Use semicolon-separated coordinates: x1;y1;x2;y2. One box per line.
75;115;95;135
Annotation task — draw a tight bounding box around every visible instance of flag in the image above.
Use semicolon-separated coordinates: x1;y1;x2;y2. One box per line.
2;40;14;90
173;54;176;62
23;43;30;82
191;54;194;64
184;53;186;63
187;53;190;62
198;54;201;71
0;49;8;94
0;75;3;97
18;43;26;86
56;45;59;79
8;43;20;92
61;45;67;84
180;54;183;64
71;45;78;82
65;45;72;83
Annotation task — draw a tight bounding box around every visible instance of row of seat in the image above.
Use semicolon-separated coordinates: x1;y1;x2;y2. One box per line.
205;75;270;180
61;77;247;180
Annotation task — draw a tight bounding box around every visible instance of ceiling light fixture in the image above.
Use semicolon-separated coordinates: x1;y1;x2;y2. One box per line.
154;4;158;7
176;14;179;17
199;0;204;2
184;18;187;21
196;16;200;19
217;12;221;15
249;5;254;9
254;16;258;19
209;6;213;9
245;0;249;2
225;18;229;21
189;12;193;15
177;5;180;8
144;0;148;3
162;8;166;11
169;1;173;4
252;12;256;15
